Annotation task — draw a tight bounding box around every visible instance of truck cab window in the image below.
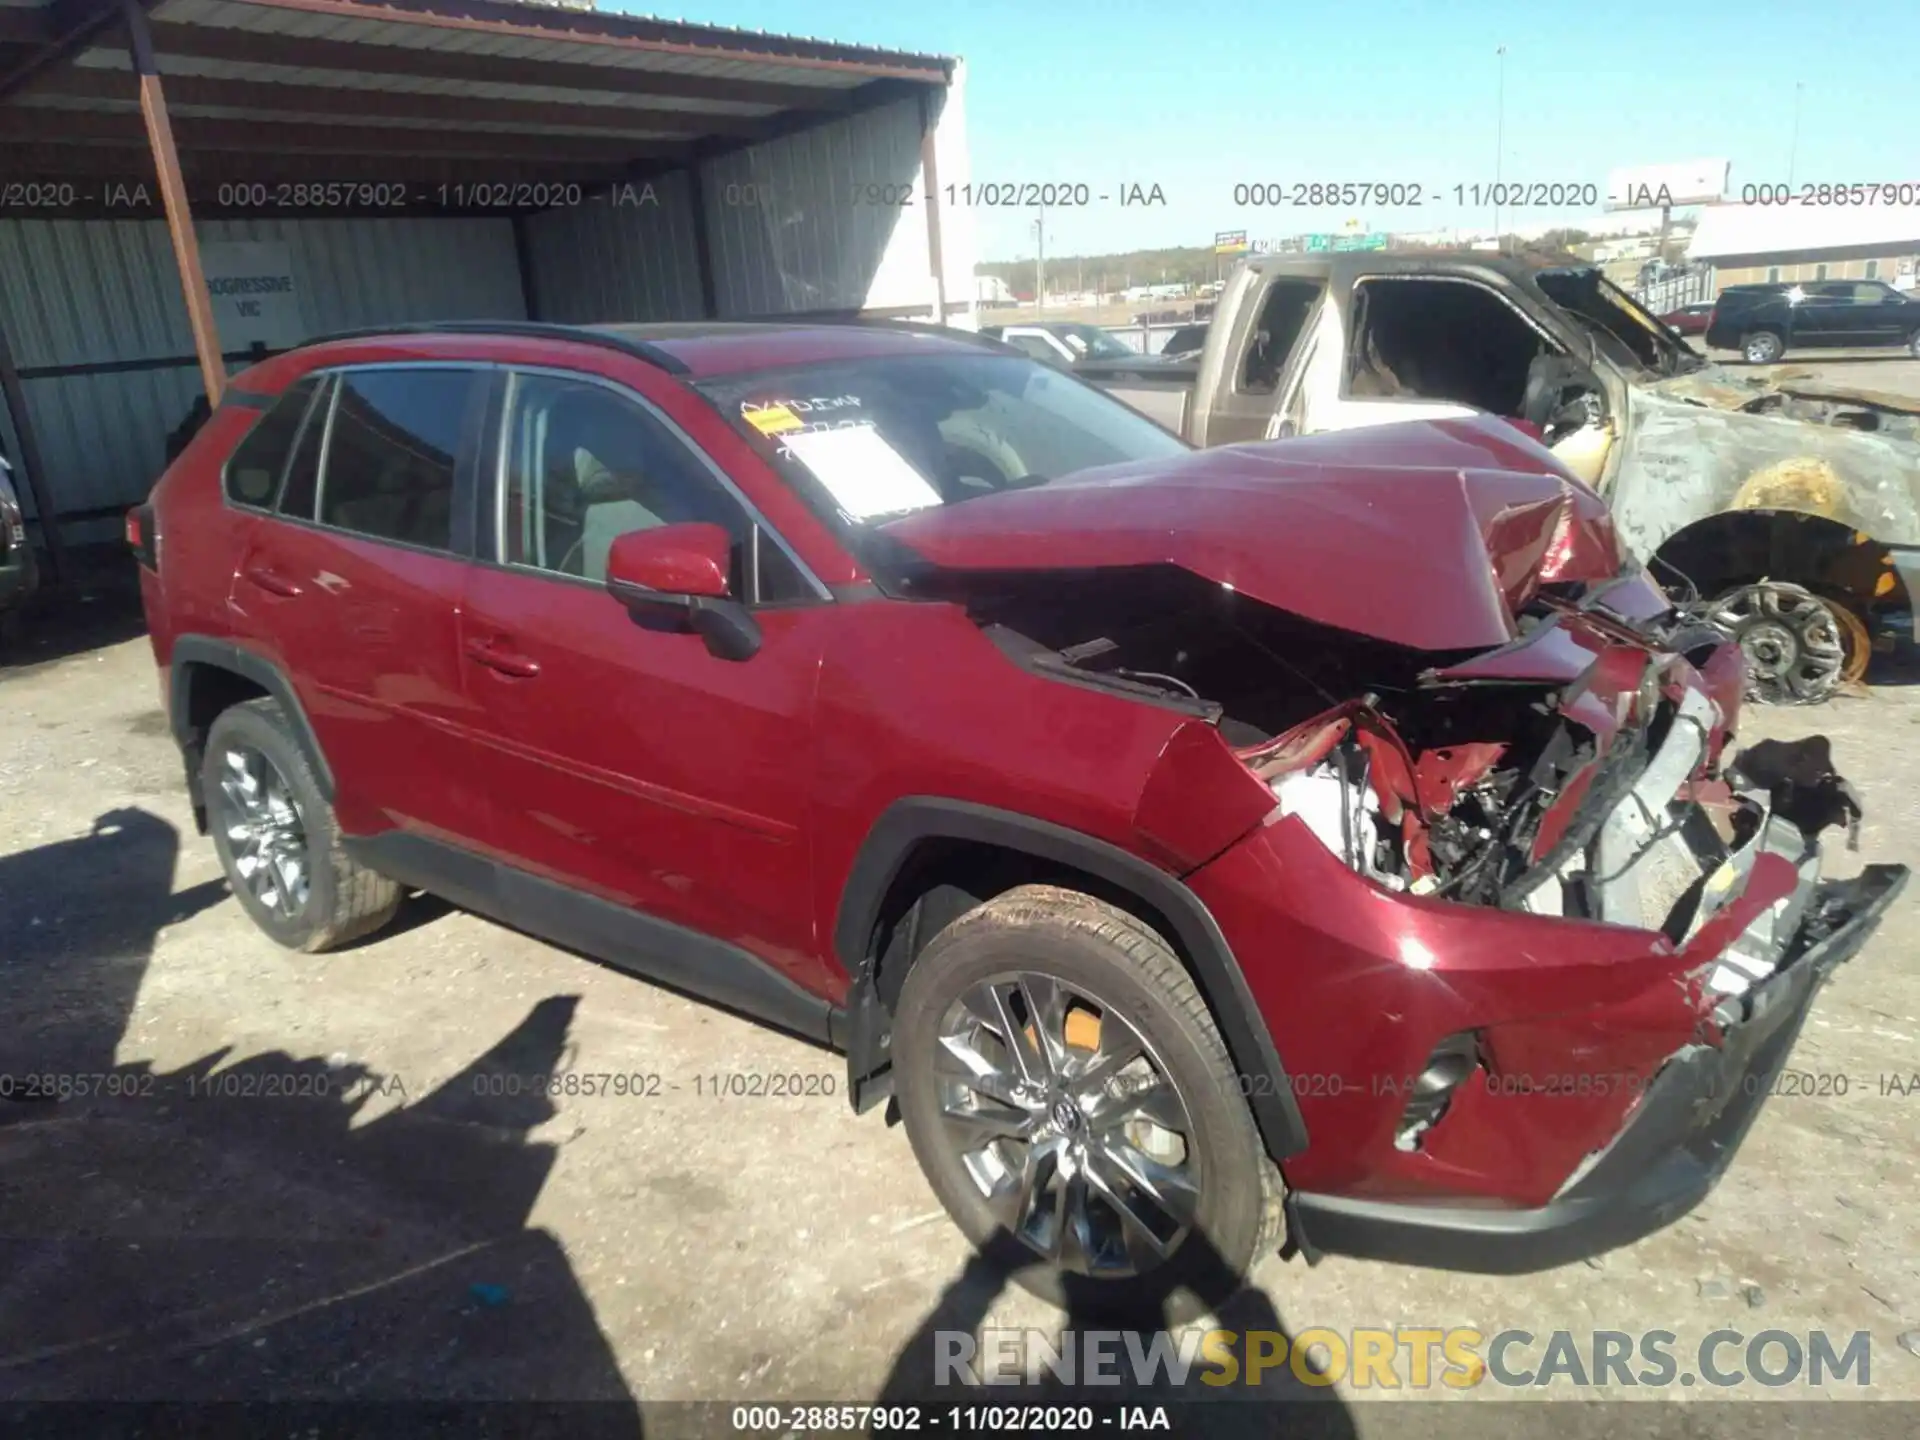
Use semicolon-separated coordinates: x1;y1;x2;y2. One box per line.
1239;281;1322;393
1344;278;1545;416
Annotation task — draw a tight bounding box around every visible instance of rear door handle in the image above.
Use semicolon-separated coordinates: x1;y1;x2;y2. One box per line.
465;637;541;678
243;565;302;598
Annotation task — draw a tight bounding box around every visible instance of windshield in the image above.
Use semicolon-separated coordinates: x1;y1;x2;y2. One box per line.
697;351;1190;529
1535;268;1704;378
1055;324;1137;361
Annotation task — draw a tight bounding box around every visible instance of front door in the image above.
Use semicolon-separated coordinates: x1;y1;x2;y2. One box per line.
457;367;835;992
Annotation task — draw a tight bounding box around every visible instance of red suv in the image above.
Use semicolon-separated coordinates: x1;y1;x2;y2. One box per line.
134;319;1904;1318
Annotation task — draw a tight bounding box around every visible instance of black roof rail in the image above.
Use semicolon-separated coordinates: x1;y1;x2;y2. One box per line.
295;319;693;376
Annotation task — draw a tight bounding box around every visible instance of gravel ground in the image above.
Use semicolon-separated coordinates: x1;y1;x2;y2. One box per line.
3;580;1918;1437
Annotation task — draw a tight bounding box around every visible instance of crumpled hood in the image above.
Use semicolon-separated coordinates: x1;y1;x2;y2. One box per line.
881;414;1629;652
1649;362;1920;421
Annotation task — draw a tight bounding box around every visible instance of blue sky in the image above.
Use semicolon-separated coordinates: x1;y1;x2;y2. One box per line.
644;0;1920;262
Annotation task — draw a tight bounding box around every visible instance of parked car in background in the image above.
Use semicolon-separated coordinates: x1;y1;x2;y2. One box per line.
1659;301;1715;336
979;320;1183;381
1092;251;1920;705
130;317;1906;1321
0;455;38;646
1705;281;1920;363
1158;323;1210;360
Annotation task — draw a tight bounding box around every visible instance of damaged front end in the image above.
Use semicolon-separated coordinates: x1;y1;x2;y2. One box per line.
883;425;1908;1269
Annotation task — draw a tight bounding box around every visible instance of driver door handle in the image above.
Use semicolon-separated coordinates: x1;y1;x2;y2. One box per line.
465;637;541;678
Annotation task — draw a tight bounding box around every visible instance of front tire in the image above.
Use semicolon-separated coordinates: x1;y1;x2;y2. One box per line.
892;885;1282;1324
1742;329;1784;364
203;697;401;952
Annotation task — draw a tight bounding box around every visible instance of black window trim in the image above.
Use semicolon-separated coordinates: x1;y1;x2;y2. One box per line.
250;360;493;562
482;362;835;609
219;373;325;516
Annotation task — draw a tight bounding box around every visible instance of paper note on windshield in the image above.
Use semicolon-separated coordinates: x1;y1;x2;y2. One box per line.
779;424;943;520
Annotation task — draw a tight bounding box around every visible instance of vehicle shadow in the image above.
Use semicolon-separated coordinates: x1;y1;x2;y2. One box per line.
874;1229;1358;1437
0;807;641;1431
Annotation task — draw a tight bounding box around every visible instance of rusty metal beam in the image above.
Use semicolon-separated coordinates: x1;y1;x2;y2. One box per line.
146;21;857;113
121;0;224;407
0;0;119;104
221;0;950;84
0;108;688;165
20;66;768;139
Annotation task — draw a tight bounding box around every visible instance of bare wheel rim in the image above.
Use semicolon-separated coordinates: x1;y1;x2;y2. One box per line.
217;743;312;916
1707;582;1846;705
932;971;1201;1279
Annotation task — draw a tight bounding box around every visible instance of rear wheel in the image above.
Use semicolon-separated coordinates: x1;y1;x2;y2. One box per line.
203;698;401;952
1741;329;1784;364
892;884;1282;1324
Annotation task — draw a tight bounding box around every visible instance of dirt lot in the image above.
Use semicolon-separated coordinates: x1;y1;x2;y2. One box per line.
4;588;1920;1435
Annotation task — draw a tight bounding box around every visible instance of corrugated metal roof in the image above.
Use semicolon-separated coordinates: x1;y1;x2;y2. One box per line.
1689;200;1920;259
157;0;947;83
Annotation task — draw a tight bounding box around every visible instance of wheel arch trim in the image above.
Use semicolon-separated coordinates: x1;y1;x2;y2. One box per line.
834;796;1310;1162
170;636;335;803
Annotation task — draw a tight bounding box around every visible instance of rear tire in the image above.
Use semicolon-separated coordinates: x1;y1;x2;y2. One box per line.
203;697;401;952
1741;329;1784;364
892;884;1283;1325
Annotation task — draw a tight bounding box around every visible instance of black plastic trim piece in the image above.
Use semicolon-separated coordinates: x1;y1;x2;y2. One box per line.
169;636;335;803
833;796;1310;1161
344;831;841;1047
298;320;693;377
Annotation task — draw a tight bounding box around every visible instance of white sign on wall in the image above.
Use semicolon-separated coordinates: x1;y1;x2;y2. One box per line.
198;241;304;351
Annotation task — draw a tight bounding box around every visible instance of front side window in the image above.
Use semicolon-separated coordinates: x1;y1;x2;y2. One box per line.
317;368;479;551
223;376;318;508
497;372;812;603
1241;280;1322;393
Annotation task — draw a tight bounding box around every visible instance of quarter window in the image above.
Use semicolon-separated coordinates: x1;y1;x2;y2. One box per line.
223;377;318;508
317;368;479;552
276;374;334;521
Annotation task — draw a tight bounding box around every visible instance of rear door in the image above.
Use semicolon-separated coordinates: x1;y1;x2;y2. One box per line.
456;365;836;992
231;363;494;844
1191;271;1325;445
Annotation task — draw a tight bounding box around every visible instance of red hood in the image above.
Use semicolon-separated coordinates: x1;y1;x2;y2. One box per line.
882;415;1627;652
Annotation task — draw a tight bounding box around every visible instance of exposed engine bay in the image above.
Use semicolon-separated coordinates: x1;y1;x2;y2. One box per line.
964;561;1864;1001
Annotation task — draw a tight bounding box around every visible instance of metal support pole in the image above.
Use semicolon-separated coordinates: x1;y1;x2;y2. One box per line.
122;0;224;407
917;87;949;325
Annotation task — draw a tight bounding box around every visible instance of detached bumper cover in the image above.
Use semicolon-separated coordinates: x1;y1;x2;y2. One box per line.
1288;862;1908;1272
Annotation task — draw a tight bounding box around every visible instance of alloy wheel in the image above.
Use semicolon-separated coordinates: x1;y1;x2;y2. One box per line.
217;743;312;915
932;972;1201;1278
1707;581;1847;705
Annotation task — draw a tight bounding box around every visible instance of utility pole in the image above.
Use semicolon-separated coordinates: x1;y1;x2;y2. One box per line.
1033;206;1045;313
1787;81;1805;186
1494;44;1508;251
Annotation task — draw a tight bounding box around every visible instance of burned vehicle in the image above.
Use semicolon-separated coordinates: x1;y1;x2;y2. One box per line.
139;321;1903;1319
1094;251;1920;704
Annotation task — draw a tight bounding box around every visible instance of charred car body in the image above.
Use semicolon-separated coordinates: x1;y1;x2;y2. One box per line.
137;322;1904;1316
1094;251;1920;705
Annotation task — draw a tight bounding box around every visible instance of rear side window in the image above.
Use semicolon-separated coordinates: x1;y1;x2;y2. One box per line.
317;368;480;552
276;374;334;521
223;377;318;508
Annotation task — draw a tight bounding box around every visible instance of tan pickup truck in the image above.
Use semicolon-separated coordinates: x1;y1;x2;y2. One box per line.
1094;251;1920;704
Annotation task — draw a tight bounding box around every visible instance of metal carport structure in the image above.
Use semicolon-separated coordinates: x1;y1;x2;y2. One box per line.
0;0;972;573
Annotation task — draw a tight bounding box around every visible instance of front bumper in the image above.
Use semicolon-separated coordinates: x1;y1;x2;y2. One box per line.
1287;862;1907;1272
